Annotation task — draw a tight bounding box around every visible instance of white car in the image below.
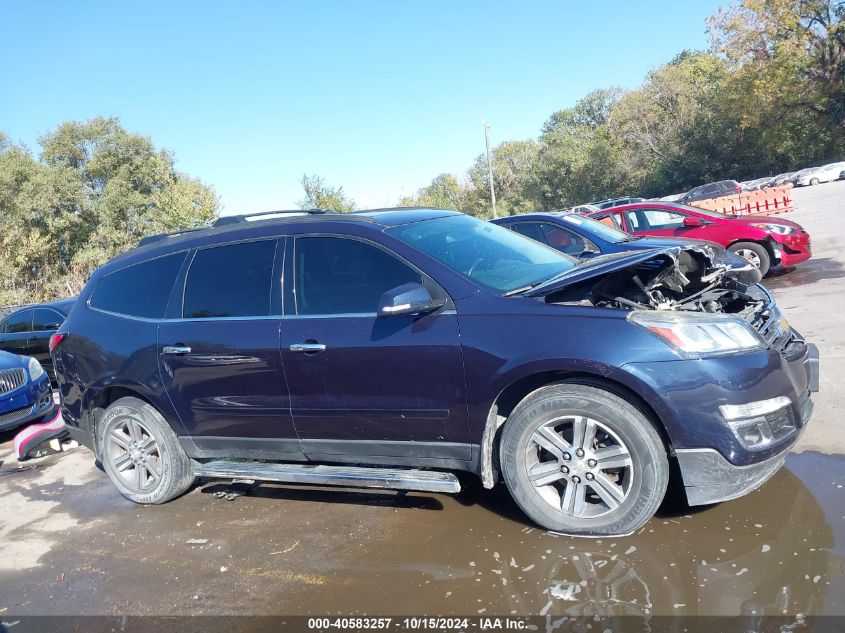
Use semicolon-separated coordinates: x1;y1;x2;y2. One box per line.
791;162;845;186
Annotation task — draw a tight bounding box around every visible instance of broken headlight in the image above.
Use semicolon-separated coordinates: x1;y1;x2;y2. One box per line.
628;310;765;357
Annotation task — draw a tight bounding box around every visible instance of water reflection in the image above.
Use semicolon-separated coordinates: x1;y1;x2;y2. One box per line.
294;452;842;616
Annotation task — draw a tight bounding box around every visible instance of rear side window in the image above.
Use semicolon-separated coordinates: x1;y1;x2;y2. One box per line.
3;309;32;333
295;237;421;315
32;308;64;331
91;253;186;319
183;240;277;319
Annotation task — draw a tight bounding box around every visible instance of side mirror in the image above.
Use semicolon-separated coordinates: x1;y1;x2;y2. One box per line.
377;283;443;318
682;216;704;228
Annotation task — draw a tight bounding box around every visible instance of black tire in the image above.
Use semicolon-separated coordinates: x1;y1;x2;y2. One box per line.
809;178;819;186
96;396;194;504
728;241;771;276
500;383;669;537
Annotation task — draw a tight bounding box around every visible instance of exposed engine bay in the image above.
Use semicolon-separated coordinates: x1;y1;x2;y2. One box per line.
547;246;769;321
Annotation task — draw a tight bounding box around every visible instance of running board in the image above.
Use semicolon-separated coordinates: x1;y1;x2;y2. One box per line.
194;461;461;494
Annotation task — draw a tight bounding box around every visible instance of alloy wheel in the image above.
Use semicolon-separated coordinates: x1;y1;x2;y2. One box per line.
106;416;163;493
735;248;762;268
525;415;633;518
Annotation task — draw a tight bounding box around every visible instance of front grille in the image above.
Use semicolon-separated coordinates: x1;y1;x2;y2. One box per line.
0;405;32;426
0;368;26;395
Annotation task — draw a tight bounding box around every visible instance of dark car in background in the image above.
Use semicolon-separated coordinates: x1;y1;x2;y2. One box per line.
490;211;761;283
0;350;55;432
52;209;817;536
679;180;740;204
0;299;75;382
594;197;645;210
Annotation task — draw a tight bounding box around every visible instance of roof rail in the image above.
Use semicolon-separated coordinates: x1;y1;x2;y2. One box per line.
213;209;334;227
138;227;206;247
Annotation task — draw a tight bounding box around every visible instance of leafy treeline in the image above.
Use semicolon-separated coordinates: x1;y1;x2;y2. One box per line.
0;118;219;305
397;0;845;217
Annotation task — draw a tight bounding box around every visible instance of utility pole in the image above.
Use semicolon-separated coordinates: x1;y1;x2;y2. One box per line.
483;119;497;219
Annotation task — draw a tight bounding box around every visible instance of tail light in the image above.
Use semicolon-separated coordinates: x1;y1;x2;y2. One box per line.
49;333;67;353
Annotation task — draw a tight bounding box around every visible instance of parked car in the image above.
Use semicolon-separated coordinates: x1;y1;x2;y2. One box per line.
53;208;818;536
763;172;795;188
490;211;761;283
679;180;741;204
568;203;601;215
590;202;811;276
787;163;845;187
0;350;55;432
0;299;75;382
594;197;645;210
741;177;773;191
840;168;845;180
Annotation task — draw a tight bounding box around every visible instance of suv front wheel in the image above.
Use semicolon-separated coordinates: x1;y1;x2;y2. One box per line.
500;383;669;536
97;396;195;504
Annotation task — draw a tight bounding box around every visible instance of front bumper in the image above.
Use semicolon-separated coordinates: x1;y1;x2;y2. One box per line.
772;231;811;267
0;374;55;431
617;338;818;505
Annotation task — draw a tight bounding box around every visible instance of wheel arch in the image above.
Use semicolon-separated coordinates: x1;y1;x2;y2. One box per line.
82;384;182;455
479;370;674;489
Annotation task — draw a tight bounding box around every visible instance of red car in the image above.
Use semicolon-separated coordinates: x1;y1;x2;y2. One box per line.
590;202;811;276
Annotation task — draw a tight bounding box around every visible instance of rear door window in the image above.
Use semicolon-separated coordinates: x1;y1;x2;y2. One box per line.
183;240;277;319
32;308;65;331
91;253;186;319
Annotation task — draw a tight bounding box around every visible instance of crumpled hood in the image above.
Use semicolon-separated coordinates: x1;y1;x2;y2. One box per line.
526;244;760;298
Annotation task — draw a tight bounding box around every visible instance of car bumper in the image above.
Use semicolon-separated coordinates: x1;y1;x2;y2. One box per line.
616;336;818;504
0;374;55;431
772;232;811;267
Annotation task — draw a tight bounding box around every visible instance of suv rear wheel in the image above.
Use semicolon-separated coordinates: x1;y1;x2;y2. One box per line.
499;383;668;536
97;397;194;504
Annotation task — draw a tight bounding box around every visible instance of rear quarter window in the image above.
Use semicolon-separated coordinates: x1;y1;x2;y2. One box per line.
90;253;186;319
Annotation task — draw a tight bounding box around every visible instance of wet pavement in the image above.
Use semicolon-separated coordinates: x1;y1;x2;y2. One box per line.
1;182;844;617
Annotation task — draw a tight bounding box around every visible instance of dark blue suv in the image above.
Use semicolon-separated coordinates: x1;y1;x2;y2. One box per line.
53;208;819;536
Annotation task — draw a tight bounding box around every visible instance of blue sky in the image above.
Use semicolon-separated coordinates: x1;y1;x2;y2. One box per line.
3;0;719;214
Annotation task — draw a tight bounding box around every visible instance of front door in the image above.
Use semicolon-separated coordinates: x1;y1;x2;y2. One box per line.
281;235;470;462
158;238;301;457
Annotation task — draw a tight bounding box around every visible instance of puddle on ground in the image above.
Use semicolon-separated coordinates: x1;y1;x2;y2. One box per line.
1;448;842;616
282;451;845;616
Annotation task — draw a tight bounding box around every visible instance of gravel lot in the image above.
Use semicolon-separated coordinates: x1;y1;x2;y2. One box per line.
1;181;843;617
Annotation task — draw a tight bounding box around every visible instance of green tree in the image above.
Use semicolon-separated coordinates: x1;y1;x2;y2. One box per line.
298;174;356;212
708;0;845;157
0;117;219;304
400;173;470;211
466;140;539;217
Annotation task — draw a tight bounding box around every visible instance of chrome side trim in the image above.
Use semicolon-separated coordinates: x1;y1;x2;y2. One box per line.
194;461;461;494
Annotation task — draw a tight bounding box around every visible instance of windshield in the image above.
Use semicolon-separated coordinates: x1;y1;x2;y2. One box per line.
388;215;576;294
558;213;631;243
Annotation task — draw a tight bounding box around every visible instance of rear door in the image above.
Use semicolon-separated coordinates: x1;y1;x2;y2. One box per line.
0;309;33;357
280;234;471;462
158;238;301;457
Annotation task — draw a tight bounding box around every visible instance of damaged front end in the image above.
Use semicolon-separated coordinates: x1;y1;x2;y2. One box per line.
527;245;788;352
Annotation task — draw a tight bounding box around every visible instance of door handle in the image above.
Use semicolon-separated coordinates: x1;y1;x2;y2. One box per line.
289;342;326;353
162;345;192;355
